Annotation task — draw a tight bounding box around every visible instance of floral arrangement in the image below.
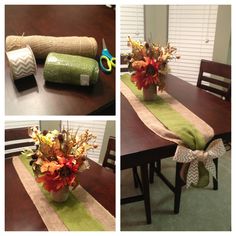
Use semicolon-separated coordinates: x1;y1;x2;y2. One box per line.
21;127;97;192
125;36;180;91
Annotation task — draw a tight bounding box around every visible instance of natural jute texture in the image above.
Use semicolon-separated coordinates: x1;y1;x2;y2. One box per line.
6;35;98;59
43;52;99;86
13;155;115;231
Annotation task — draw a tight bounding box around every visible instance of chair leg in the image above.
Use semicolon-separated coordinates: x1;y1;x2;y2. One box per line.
132;167;139;188
174;162;183;214
149;162;155;184
213;158;218;190
149;160;161;183
140;164;151;224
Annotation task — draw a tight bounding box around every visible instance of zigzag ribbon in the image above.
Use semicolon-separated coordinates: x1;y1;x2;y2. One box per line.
173;139;226;188
6;45;36;79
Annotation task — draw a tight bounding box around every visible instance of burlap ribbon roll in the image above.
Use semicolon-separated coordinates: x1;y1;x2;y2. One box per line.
6;45;37;80
6;35;98;59
44;52;99;86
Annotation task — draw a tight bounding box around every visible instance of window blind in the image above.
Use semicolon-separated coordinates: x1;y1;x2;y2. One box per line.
168;5;218;85
120;5;144;53
61;121;106;162
5;120;40;129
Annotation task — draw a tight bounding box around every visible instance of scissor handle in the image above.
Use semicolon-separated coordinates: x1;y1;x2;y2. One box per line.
110;57;116;67
100;55;112;73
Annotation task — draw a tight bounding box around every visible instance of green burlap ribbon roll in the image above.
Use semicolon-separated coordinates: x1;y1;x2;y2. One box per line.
43;52;99;86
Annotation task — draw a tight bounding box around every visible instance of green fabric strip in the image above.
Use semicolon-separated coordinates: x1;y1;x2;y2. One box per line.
20;154;104;231
121;73;206;150
43;52;99;86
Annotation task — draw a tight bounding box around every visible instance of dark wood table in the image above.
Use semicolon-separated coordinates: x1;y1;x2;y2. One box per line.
121;74;231;224
5;158;115;231
5;5;115;115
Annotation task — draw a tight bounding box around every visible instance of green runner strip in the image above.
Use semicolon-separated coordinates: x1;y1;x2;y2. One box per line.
121;73;206;150
20;154;104;231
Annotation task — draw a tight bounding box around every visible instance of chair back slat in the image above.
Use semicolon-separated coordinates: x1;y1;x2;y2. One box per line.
199;59;231;79
5;127;36;159
102;136;115;172
120;55;130;73
198;84;228;97
5;142;35;150
5;127;31;141
197;59;231;101
200;75;230;88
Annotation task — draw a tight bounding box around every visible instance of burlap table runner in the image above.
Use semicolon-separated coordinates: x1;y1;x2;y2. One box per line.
12;156;115;231
121;73;226;188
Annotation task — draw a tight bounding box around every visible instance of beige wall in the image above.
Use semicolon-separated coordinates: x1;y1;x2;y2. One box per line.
213;5;231;64
145;5;168;45
98;120;115;164
40;121;61;131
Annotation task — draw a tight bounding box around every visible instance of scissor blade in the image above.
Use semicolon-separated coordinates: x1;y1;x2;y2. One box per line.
102;38;107;49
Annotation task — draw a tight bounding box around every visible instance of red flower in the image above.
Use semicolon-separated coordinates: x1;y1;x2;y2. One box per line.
36;156;80;192
131;57;160;90
65;156;80;173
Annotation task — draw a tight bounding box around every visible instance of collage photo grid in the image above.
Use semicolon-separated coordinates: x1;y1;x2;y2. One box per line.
1;0;235;234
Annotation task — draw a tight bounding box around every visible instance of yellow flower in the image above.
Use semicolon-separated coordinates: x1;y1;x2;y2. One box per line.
41;136;54;147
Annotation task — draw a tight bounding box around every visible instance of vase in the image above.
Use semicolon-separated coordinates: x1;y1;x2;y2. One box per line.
50;185;69;202
143;84;157;101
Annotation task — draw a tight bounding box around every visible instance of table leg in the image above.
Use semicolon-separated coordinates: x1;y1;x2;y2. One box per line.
149;162;155;184
140;164;151;224
213;158;218;190
174;162;182;214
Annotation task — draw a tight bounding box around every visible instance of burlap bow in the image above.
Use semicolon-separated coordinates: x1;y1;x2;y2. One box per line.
173;139;226;188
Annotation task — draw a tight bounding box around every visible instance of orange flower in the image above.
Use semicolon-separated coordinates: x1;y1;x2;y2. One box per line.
131;57;160;89
40;161;63;174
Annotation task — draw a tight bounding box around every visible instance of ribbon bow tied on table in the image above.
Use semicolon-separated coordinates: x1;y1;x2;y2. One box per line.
173;139;226;188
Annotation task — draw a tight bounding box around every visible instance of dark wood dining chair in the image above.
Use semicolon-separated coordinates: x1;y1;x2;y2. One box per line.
197;59;231;101
5;127;36;159
120;55;130;73
102;136;115;172
198;59;231;150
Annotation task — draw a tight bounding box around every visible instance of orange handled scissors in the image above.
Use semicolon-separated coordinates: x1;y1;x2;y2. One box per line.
99;38;116;73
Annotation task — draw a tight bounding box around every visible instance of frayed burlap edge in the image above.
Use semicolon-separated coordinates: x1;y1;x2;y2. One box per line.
12;156;68;231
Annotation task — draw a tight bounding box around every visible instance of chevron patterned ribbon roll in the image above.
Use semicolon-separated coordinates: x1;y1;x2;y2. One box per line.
6;45;37;80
